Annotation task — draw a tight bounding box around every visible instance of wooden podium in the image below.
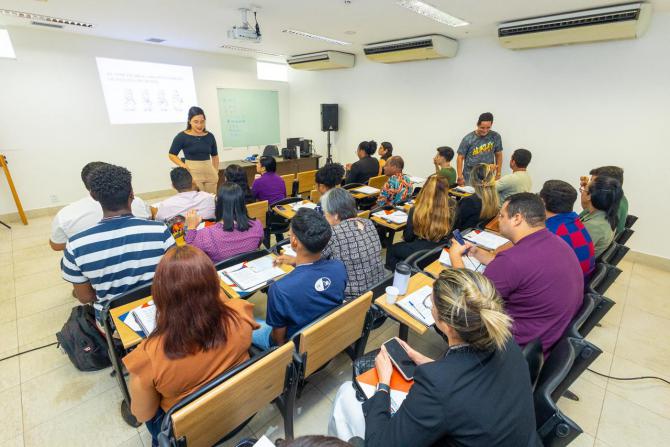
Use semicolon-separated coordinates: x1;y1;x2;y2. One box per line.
0;154;28;227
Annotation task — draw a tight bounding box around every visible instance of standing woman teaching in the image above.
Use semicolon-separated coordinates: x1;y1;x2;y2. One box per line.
168;106;220;194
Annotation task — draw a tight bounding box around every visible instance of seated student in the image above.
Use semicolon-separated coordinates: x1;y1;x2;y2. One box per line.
377;141;393;175
449;193;583;355
496;148;532;202
376;156;412;207
50;161;151;251
123;245;258;445
345;141;380;185
386;175;455;270
452;163;499;231
251;155;286;204
183;183;263;263
277;188;385;301
315;162;346;196
580;166;628;236
253;208;347;349
329;269;539;447
433;146;457;186
153;167;215;221
540;180;596;278
61;164;175;322
579;176;623;258
224;164;255;204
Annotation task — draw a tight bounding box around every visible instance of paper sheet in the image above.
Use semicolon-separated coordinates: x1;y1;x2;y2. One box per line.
353;186;381;195
463;230;510;250
396;285;434;326
291;201;318;211
372;210;408;224
281;246;297;258
438;249;485;272
453;186;475;194
130;303;157;335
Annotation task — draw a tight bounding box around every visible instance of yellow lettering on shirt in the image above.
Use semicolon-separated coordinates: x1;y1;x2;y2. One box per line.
471;142;494;156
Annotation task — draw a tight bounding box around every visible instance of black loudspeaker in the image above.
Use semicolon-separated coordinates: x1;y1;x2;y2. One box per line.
321;104;339;131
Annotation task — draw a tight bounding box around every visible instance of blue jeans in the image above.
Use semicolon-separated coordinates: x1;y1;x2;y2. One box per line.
145;408;165;447
251;319;274;350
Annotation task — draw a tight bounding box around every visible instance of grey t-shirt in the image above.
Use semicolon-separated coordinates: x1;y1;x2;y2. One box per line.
457;130;503;181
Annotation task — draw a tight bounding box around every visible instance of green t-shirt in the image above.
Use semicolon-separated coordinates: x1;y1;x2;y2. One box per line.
579;209;614;258
437;166;457;186
616;194;629;236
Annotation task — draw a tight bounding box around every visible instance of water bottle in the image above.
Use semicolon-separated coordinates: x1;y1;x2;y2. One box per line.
392;262;411;295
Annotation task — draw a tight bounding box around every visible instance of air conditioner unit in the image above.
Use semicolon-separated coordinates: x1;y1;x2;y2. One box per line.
363;35;458;63
287;51;355;70
498;2;652;50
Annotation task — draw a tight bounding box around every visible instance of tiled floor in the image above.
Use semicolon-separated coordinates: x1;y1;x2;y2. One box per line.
1;212;669;447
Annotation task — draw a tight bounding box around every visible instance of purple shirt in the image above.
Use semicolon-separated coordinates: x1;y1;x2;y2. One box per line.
184;219;264;263
484;228;583;355
252;172;286;205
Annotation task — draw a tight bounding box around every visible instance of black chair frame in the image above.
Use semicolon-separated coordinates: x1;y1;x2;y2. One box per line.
264;197;303;247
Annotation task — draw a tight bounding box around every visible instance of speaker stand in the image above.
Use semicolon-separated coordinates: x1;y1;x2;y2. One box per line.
326;129;334;164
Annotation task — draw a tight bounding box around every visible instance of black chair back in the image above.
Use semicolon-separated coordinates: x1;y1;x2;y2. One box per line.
404;248;432;272
579;293;615;337
609;243;630;266
624;214;638;229
214;248;269;271
566;294;595;339
552;337;602;401
412;244;448;275
534;337;583;446
599;263;622;296
598;242;617;265
522;339;544;392
616;227;634;245
342;183;365;190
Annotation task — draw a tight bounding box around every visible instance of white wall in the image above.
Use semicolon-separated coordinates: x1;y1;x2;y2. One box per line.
0;26;289;213
288;12;670;260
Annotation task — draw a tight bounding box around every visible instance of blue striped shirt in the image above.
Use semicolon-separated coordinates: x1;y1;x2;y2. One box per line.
62;216;175;314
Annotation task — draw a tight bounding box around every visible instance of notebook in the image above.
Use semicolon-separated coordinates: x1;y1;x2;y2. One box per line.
395;285;434;326
463;230;510;251
453;186;475;194
222;256;286;291
356;365;414;413
408;176;426;184
281;246;297;257
372;209;408;224
120;300;156;337
290;201;318;211
353;185;381;195
438;248;485;272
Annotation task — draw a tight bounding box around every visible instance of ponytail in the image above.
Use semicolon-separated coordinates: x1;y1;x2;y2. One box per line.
589;176;623;231
432;269;512;351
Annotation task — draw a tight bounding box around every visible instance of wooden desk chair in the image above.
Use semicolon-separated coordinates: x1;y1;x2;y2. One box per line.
100;282;154;427
296;170;318;197
367;175;388;190
281;174;297;197
246;200;268;228
357;210;371;219
291;292;374;395
309;189;321;204
159;342;297;446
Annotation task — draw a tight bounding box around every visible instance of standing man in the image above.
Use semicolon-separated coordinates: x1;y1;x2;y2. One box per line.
457;112;503;186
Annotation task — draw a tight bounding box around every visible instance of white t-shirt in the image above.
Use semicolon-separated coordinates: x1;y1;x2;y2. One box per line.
50;196;152;244
154;191;216;222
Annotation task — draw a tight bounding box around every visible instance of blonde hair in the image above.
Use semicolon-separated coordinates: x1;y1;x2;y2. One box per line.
470;164;499;221
432;269;512;351
413;175;454;241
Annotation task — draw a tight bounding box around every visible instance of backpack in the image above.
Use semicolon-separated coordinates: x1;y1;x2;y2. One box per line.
56;305;111;371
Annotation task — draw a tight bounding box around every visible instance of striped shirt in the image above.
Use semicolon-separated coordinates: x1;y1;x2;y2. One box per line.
62;215;175;316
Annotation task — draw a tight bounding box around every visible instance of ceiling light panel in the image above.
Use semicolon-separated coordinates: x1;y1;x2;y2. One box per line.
396;0;469;27
282;29;351;45
0;9;94;28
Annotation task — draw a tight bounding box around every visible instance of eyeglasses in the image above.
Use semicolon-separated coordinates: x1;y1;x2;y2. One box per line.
422;294;433;310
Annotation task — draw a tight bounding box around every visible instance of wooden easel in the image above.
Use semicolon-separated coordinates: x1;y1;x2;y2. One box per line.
0;153;28;227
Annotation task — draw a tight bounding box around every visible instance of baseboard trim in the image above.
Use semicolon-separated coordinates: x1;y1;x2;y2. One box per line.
0;189;174;225
628;250;670;272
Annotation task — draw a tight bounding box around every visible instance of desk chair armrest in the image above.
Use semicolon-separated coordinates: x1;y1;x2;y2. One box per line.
270;239;291;256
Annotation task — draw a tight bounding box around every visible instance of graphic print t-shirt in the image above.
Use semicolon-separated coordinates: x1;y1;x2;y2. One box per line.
457;131;503;180
266;259;347;339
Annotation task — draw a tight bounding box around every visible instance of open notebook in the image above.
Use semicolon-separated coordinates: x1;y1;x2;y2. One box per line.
438;248;485;272
120;300;157;337
290;201;318;211
463;229;510;251
372;209;408;224
353;185;381;195
395;285;434;327
220;256;286;291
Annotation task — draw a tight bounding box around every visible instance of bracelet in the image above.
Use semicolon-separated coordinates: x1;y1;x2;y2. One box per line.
376;383;391;394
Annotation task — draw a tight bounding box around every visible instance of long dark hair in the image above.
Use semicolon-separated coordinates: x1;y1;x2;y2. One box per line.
589;176;622;231
224;164;253;203
186;106;206;130
215;182;252;231
150;245;239;359
380;141;393;160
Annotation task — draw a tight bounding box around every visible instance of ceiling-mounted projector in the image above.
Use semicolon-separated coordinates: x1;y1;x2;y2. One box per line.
227;7;261;43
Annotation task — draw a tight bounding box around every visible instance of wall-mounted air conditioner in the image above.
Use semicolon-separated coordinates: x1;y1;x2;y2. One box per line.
363;35;458;63
287;51;355;70
498;2;652;50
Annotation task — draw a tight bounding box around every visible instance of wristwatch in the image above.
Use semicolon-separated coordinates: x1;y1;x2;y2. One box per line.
376;383;391;394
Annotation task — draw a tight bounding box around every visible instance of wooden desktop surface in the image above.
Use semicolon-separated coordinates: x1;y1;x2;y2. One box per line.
218;254;293;300
272;200;316;220
374;272;435;336
219;155;321;188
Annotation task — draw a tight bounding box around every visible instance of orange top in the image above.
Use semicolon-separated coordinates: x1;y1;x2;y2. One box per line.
123;299;259;411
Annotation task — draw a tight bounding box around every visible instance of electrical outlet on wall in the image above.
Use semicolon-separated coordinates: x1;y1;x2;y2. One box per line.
49;194;59;203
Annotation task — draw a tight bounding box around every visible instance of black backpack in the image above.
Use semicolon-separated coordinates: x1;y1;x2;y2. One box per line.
56;305;111;371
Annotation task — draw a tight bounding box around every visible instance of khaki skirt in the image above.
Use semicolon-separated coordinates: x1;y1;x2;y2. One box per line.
186;159;219;194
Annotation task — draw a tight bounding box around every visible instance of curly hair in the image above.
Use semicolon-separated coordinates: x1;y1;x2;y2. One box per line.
315;163;345;189
88;164;132;211
81;161;110;191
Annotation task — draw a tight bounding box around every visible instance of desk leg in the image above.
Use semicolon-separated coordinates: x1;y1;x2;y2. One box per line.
398;324;409;342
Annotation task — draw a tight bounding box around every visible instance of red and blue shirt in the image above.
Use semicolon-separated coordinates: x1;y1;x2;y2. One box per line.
546;212;596;278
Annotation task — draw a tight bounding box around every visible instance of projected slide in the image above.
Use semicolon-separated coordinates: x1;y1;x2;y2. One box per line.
96;57;197;125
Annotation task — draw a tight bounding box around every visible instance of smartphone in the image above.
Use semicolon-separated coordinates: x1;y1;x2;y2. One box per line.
383;338;416;381
453;229;466;246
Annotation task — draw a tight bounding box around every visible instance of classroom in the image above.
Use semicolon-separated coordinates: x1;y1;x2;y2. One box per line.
1;1;669;446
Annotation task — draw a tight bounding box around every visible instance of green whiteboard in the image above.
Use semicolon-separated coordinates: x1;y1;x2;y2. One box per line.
217;88;280;147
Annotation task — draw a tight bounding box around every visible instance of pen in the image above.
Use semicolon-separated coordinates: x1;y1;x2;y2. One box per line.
409;301;426;320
